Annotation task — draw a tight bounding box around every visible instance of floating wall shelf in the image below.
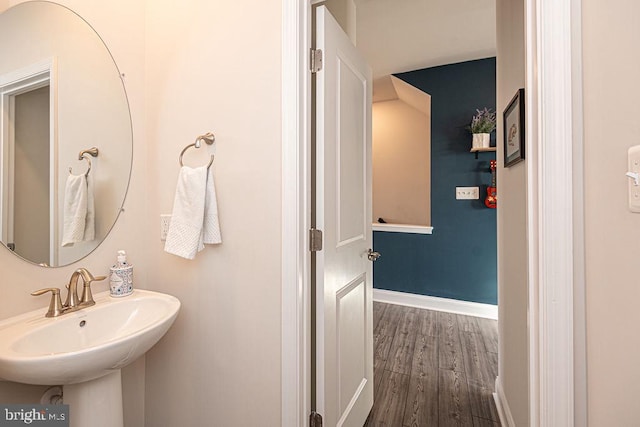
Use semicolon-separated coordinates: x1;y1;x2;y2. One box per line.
470;146;497;159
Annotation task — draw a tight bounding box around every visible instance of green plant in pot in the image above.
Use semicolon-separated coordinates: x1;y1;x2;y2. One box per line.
469;107;496;150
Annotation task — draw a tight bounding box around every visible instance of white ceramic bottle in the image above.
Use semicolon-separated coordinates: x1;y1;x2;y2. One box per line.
109;250;133;297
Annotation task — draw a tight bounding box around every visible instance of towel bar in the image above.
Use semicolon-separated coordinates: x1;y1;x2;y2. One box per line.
179;132;215;168
69;147;99;177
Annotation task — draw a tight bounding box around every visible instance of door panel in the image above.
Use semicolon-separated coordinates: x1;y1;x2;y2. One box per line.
315;6;373;427
337;57;366;246
337;274;367;414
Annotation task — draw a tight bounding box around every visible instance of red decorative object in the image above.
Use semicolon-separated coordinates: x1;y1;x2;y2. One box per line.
485;160;497;209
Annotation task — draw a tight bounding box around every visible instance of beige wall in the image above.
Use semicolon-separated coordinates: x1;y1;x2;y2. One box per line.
372;99;430;226
142;0;282;426
583;0;640;424
0;1;147;425
496;0;529;425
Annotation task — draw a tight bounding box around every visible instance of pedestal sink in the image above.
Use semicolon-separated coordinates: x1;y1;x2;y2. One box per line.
0;289;180;427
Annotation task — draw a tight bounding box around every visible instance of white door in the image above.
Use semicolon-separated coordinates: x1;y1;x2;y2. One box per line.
314;6;374;427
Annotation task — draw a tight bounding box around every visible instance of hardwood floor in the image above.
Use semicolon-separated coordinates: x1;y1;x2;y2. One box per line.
365;302;500;427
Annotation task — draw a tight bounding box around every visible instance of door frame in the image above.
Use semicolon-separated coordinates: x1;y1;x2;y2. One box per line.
281;1;312;426
281;0;586;426
524;0;587;425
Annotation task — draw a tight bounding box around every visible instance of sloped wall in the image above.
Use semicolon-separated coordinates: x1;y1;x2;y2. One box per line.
373;98;431;226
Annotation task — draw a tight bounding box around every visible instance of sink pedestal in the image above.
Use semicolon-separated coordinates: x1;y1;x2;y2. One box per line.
64;370;123;427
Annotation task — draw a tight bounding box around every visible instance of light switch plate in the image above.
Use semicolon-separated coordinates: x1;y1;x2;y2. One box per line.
456;187;479;200
628;146;640;213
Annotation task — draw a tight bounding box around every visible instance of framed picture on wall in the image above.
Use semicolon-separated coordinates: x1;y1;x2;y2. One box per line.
503;88;525;167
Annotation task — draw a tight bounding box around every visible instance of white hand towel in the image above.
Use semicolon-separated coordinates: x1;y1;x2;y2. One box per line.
200;167;222;248
84;173;95;242
164;166;208;259
61;174;88;247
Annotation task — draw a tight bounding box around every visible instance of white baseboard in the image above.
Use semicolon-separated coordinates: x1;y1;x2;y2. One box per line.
373;289;498;319
493;377;516;427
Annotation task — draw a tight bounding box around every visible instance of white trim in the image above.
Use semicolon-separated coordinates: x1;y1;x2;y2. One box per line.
372;223;433;234
493;377;516;427
373;289;497;320
527;0;578;425
0;60;53;87
49;59;59;267
570;1;588;425
524;0;541;423
281;0;310;426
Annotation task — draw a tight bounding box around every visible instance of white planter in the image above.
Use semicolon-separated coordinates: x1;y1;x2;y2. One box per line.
472;133;491;149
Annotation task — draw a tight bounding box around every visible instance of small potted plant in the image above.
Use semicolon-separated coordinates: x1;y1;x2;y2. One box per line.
469;107;496;150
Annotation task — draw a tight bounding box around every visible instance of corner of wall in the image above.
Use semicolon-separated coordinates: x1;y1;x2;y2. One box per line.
493;376;516;427
496;0;529;425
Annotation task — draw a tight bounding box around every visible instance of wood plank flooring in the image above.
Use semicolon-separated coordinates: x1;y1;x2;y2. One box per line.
365;302;500;427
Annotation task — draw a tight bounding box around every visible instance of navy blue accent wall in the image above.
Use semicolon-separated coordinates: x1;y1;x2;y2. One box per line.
374;57;497;305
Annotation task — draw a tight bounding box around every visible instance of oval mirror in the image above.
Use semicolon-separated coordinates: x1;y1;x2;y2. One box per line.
0;2;132;267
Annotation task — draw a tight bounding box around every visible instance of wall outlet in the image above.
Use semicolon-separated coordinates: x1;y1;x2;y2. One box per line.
628;146;640;213
456;187;480;200
160;215;171;240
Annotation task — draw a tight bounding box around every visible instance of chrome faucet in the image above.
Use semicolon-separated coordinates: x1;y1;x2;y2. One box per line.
32;268;107;317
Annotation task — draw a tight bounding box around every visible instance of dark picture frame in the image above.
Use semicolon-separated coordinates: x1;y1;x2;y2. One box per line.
503;88;525;167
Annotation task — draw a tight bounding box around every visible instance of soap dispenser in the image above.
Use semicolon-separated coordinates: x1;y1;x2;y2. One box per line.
109;250;133;297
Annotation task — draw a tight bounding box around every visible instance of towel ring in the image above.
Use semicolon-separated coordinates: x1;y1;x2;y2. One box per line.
69;147;99;177
179;132;215;168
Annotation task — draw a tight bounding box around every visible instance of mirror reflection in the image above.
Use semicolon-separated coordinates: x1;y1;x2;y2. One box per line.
0;1;132;267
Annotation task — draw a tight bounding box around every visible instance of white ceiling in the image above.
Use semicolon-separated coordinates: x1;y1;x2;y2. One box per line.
355;0;496;79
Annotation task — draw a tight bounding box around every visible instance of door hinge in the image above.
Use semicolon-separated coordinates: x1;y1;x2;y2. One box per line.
310;411;323;427
309;228;323;252
310;49;323;73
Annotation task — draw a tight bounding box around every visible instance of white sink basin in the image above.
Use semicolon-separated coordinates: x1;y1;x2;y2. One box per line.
0;289;180;385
